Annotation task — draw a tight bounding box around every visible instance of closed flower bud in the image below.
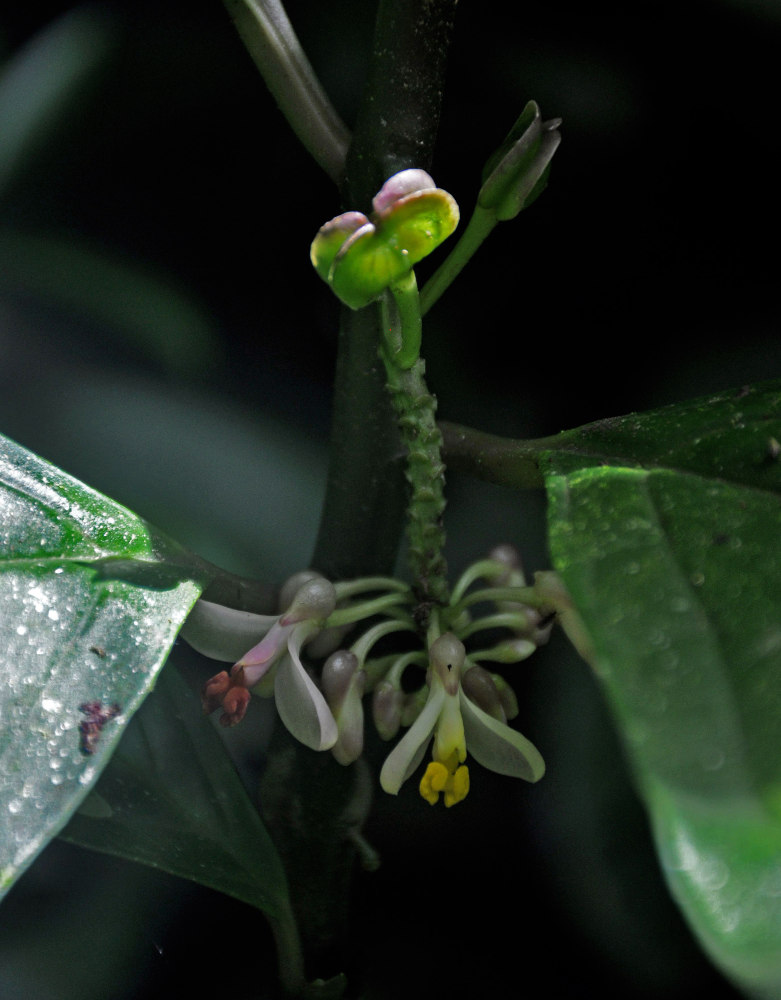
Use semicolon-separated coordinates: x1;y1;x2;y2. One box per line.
488;543;524;581
278;569;326;612
280;576;336;625
478;100;561;221
491;673;519;722
461;664;507;722
476;637;537;664
322;650;365;765
486;543;552;644
322;650;360;708
372;679;405;741
534;570;596;663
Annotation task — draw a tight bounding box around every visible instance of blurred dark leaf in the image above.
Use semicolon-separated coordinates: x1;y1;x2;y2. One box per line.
63;661;289;918
0;230;223;374
0;6;114;200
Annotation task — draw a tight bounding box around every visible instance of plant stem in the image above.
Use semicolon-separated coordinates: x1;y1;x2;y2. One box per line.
268;898;308;996
384;354;449;605
389;271;422;369
439;420;548;489
312;0;458;581
343;0;458;205
195;557;277;612
311;305;407;580
223;0;350;184
420;206;496;315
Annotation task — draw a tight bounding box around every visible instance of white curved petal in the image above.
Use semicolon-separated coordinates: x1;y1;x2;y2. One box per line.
180;599;276;661
460;689;545;782
379;685;444;795
237;621;291;680
274;653;338;752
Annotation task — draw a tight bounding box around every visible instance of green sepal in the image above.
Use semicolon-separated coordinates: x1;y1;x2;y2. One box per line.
309;211;370;284
310;170;459;310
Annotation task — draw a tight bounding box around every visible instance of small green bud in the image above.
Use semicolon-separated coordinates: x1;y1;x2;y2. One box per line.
279;575;336;625
474;637;538;664
534;570;596;663
310;168;459;310
478;100;562;221
322;650;366;765
372;679;404;741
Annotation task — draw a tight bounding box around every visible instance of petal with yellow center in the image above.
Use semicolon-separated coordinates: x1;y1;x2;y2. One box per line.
379;682;445;795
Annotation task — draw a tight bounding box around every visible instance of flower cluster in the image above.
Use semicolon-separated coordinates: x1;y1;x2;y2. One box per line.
181;545;555;808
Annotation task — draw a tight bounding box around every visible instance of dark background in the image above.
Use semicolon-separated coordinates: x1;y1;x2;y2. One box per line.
0;1;777;997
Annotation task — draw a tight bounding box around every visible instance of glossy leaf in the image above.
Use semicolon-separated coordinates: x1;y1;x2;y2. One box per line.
0;433;203;899
544;381;781;491
62;660;289;917
543;381;781;996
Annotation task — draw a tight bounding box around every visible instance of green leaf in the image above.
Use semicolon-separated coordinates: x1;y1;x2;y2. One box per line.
545;381;781;491
0;433;203;899
543;383;781;996
61;659;289;917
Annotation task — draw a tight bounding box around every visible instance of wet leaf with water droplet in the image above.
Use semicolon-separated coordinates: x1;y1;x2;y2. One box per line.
0;433;205;899
543;381;781;996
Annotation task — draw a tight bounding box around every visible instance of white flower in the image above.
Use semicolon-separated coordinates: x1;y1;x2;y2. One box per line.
379;633;545;807
194;577;339;752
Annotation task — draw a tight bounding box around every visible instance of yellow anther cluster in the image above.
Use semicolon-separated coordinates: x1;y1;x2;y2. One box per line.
419;755;470;808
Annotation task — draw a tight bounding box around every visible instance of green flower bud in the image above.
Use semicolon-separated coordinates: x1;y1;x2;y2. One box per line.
478;100;561;221
372;679;404;741
310;168;459;310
